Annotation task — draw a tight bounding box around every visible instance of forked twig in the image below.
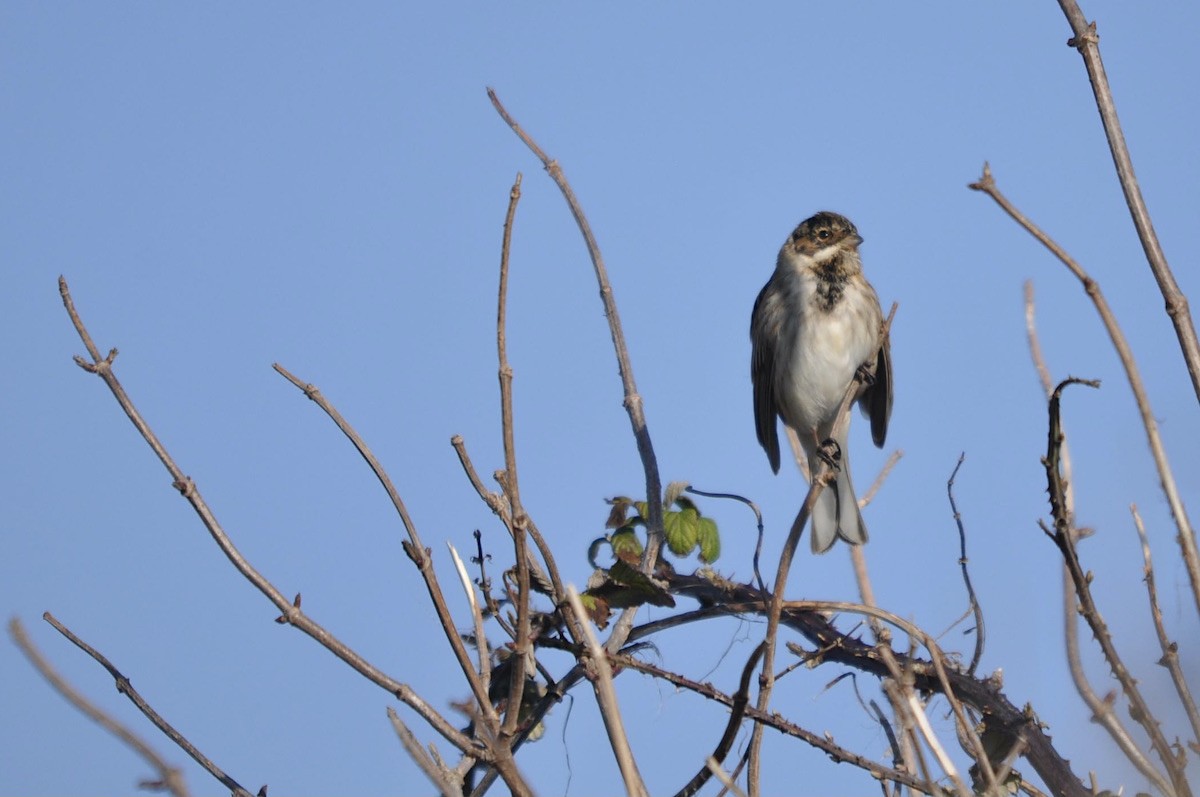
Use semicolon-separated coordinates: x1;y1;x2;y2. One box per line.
387;707;461;797
272;362;499;733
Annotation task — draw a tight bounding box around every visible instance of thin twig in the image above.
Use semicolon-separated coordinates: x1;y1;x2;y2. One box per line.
615;653;937;795
564;586;648;797
859;449;904;509
1053;1;1200;404
9;617;194;797
387;707;461;797
487;90;665;652
684;485;767;594
42;613;252;797
706;756;750;797
673;642;765;797
494;172;534;739
451;435;576;639
57;277;484;760
851;547;982;797
946;454;986;675
969;166;1200;620
272;362;500;734
1131;505;1200;747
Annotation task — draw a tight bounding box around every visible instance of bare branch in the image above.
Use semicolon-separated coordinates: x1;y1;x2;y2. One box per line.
1130;505;1200;748
493;172;535;740
1024;285;1155;786
41;613;252;797
616;652;937;795
859;449;903;509
1053;1;1200;403
9;616;193;797
672;642;764;797
564;587;648;797
969;166;1200;619
272;363;500;732
387;708;461;797
486;89;665;607
662;571;1091;797
57;276;482;759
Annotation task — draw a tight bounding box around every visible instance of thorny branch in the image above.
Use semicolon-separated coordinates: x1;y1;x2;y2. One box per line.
1043;378;1189;797
1025;284;1170;791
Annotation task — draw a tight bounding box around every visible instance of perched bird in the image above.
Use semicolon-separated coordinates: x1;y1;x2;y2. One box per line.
750;211;892;553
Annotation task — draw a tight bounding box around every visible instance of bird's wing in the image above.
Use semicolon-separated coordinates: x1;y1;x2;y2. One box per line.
750;277;783;473
868;330;892;448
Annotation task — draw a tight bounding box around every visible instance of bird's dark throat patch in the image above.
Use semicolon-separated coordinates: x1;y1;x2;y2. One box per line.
813;256;850;311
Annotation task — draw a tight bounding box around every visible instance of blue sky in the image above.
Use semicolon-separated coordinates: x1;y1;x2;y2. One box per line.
3;4;1198;795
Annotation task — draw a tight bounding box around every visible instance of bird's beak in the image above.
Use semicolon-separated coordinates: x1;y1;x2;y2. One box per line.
853;233;864;247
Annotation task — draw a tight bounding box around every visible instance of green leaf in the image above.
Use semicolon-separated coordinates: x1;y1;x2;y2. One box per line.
665;506;702;556
697;516;721;563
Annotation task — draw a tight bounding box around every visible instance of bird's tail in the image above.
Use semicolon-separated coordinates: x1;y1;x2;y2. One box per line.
808;447;869;554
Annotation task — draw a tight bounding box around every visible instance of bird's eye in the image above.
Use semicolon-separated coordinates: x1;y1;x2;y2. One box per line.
816;229;831;240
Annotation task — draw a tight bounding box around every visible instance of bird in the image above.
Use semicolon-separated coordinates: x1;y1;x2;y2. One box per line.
750;211;892;553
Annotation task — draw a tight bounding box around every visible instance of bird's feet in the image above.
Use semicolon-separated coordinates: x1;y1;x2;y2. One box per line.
817;438;842;471
855;361;876;386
